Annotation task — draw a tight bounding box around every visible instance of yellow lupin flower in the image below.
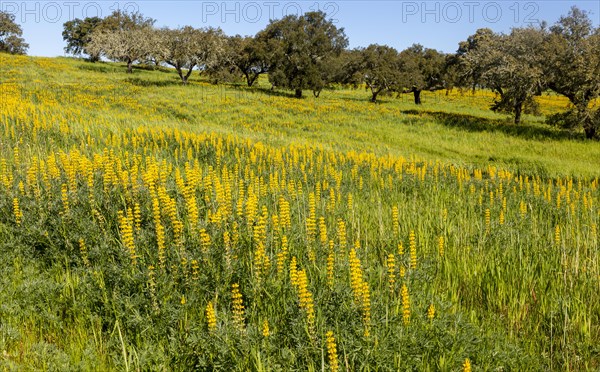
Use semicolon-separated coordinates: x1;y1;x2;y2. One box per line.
199;228;211;254
519;200;527;218
401;284;411;325
306;192;317;243
319;217;328;245
13;197;22;225
186;191;199;227
118;209;136;266
191;259;200;281
262;319;270;337
349;249;364;303
206;301;217;333
79;239;90;268
427;303;435;320
61;183;69;213
133;202;142;232
297;269;316;336
347;193;353;213
231;283;245;331
349;248;371;336
325;331;339;372
386;253;396;291
327;248;335;288
409;231;417;269
327;188;335;213
392;206;399;235
290;256;299;288
337;219;347;254
361;281;371;337
462;358;472;372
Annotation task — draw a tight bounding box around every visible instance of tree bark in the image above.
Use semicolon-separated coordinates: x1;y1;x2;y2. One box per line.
247;73;259;87
127;58;133;74
514;102;523;124
295;89;303;98
184;65;194;84
177;68;185;84
371;90;380;103
413;89;422;105
176;64;195;85
584;124;597;139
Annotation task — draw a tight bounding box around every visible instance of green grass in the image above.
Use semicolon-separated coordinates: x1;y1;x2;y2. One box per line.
3;55;598;178
0;54;599;370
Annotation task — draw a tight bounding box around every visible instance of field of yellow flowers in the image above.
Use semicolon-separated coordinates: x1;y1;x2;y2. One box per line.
1;54;599;370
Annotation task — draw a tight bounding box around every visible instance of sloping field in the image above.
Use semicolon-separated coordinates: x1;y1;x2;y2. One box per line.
1;54;599;370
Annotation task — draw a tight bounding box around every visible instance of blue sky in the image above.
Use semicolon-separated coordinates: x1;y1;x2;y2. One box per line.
3;1;599;56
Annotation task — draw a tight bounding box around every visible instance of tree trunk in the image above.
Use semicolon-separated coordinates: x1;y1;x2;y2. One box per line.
313;90;321;98
295;89;303;98
514;102;523;124
247;74;259;87
584;125;597;139
177;67;186;84
413;89;422;105
127;58;133;73
371;90;379;103
184;65;194;85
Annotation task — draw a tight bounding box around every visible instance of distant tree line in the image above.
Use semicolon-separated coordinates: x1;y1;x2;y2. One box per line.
1;7;598;138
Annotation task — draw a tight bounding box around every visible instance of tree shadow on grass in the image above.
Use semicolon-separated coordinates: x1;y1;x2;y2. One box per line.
133;64;174;73
252;86;303;99
124;77;182;88
402;110;583;141
77;62;122;74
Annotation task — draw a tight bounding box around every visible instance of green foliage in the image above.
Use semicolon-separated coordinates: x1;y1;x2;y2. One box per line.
260;11;348;98
158;26;226;84
86;10;158;73
356;44;401;103
457;27;546;123
545;7;600;139
62;17;103;61
0;11;28;55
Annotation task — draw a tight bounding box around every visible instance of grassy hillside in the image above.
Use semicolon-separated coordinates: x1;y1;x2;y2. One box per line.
1;54;599;370
2;54;599;178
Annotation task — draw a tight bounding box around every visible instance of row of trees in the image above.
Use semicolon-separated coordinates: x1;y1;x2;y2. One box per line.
61;8;600;138
62;11;451;103
0;8;596;138
457;10;600;137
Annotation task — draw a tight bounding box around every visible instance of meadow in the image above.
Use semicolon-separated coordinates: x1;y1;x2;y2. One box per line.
0;54;599;370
